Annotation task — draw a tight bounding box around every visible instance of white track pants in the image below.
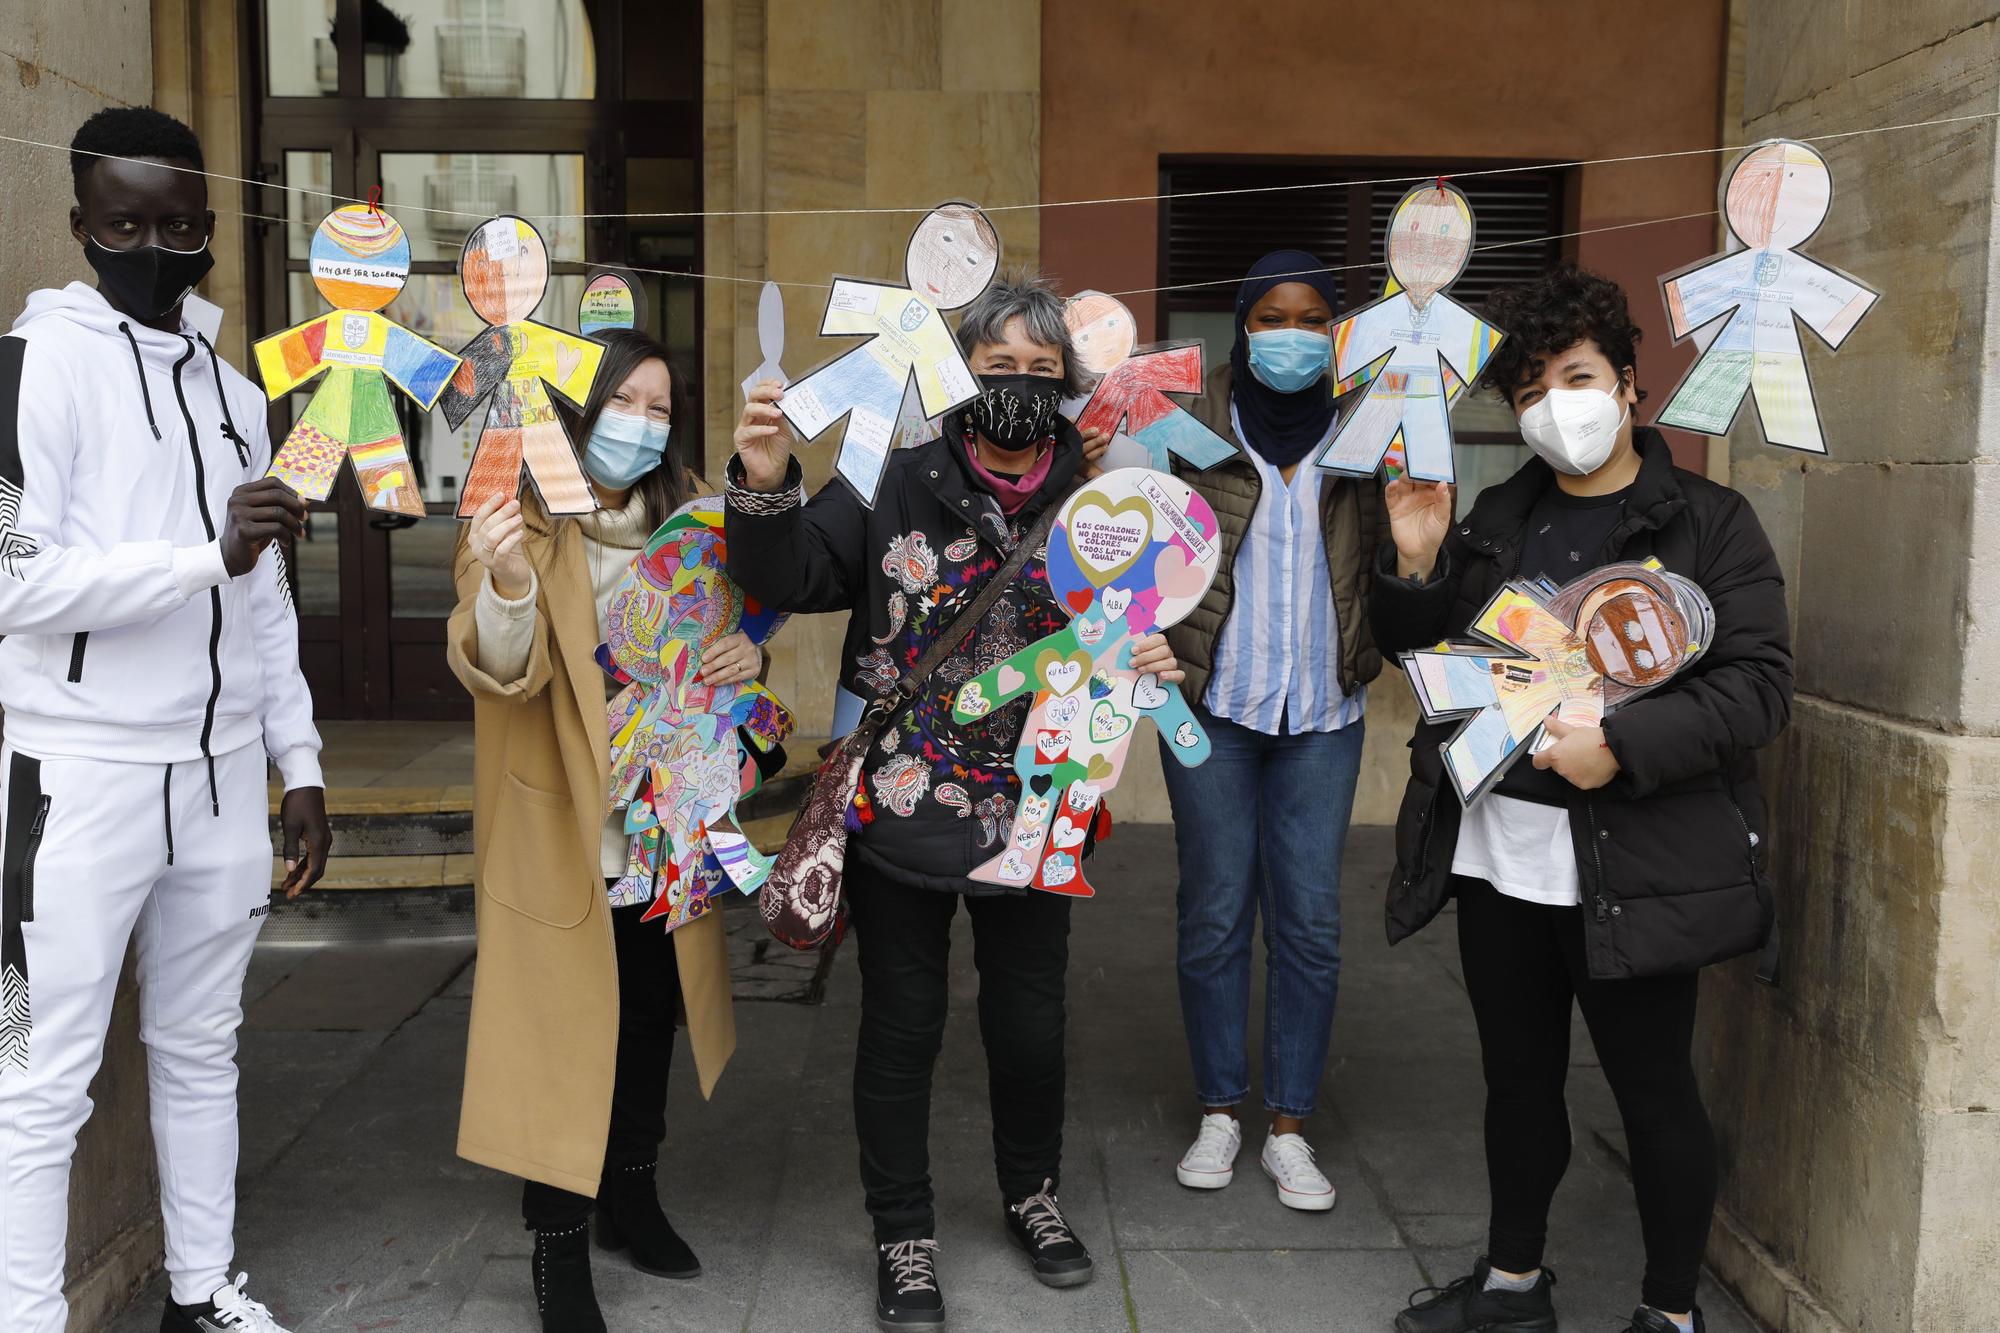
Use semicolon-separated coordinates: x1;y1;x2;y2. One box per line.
0;741;270;1331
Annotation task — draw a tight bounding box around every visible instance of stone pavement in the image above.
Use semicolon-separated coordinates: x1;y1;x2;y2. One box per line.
107;828;1758;1333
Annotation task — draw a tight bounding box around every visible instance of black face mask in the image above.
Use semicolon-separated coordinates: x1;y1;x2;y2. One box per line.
968;373;1064;450
84;237;214;322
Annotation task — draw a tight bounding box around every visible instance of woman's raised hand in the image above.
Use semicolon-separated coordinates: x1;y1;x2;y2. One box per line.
468;494;533;601
697;631;762;687
1384;477;1455;582
735;379;796;493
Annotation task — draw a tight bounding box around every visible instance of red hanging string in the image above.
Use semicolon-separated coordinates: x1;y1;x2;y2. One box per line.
365;185;382;215
1434;175;1450;197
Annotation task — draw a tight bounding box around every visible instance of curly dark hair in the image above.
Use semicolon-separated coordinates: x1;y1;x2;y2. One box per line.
1480;264;1646;405
70;107;204;202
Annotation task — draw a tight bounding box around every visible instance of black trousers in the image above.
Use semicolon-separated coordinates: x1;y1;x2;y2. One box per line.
847;869;1073;1243
522;900;682;1229
1454;876;1716;1314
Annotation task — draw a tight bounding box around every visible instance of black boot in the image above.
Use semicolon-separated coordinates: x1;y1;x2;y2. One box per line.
531;1221;607;1333
596;1159;701;1279
1396;1257;1557;1333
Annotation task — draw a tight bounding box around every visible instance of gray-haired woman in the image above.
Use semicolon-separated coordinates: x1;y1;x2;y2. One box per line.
725;276;1172;1329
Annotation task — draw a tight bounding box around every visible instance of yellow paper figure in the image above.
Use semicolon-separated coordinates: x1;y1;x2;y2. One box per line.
440;215;606;518
254;204;461;515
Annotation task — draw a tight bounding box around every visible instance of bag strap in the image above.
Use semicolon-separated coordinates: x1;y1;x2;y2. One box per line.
848;500;1063;753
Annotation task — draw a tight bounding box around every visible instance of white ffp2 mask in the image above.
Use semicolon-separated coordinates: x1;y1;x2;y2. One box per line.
1517;388;1628;475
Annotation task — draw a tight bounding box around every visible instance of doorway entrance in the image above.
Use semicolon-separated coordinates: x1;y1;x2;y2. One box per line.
248;0;701;719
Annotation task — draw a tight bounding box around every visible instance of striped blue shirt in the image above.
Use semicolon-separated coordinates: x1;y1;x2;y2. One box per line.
1202;405;1367;736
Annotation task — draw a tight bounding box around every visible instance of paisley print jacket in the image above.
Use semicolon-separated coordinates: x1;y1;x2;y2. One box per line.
725;425;1083;893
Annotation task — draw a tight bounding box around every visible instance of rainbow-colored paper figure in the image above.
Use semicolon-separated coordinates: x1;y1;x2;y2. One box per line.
597;501;794;933
254;204;461;515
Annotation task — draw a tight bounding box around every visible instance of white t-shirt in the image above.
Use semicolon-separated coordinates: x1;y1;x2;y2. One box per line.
1450;793;1583;907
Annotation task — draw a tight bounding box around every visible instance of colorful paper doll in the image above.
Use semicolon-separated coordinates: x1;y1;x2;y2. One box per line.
1655;139;1878;452
440;215;607;518
598;500;795;932
254;204;461;515
577;266;647;338
1062;290;1237;473
1402;560;1713;805
951;468;1222;897
778;202;1000;506
1317;182;1507;485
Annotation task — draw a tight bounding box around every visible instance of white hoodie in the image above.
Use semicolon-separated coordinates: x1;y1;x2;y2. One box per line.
0;282;322;791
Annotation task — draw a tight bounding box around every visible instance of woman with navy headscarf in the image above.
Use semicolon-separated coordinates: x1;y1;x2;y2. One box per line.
1160;250;1388;1211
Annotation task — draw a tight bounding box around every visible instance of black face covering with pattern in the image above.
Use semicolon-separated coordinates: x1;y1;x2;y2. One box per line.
968;373;1064;450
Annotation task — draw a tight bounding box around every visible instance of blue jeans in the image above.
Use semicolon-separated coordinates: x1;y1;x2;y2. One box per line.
1159;704;1364;1118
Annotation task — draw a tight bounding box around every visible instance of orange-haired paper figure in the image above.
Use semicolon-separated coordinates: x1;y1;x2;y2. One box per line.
254;204;461;515
440;215;606;518
1064;291;1236;473
1317;182;1507;485
1655;140;1877;452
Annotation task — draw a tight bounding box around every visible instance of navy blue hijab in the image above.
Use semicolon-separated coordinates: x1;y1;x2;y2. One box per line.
1228;249;1341;468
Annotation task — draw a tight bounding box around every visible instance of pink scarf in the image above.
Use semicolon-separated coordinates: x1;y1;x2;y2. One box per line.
962;434;1054;515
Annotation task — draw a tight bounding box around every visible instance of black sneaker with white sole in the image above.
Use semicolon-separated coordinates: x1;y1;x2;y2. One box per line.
1395;1257;1557;1333
1003;1180;1094;1289
160;1273;293;1333
875;1238;945;1329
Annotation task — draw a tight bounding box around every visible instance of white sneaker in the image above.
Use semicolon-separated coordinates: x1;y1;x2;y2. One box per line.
188;1273;294;1332
1175;1113;1242;1189
1260;1131;1336;1211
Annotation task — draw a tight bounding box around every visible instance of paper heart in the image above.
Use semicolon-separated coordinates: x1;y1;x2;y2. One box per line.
1041;852;1077;887
1088;670;1115;700
1019;792;1052;826
1018;819;1047;850
1034;730;1071;763
1030;773;1053;796
1051;816;1087;850
997;664;1026;695
1076;616;1106;647
1038;648;1090;696
1089;701;1132;744
1101;587;1133;622
998;848;1034;882
1065;588;1095;614
1132;672;1169;711
1085;754;1114;781
1154;544;1209;603
1066;782;1101;812
957;681;992;717
1064;491;1153;587
1174;720;1199;748
556;341;584;384
1046;695;1082;727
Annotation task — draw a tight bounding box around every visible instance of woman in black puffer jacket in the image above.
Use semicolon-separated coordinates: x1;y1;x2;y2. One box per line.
1376;266;1791;1333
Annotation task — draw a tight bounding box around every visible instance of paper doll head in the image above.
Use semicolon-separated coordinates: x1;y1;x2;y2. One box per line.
1385;182;1474;307
461;214;552;325
1045;467;1221;637
579;268;646;338
1723;141;1832;251
1064;291;1138;377
905;203;1001;310
309;204;410;312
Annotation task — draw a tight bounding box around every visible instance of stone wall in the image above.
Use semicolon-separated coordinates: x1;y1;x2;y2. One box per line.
1697;6;2000;1330
703;0;1049;786
0;6;168;1326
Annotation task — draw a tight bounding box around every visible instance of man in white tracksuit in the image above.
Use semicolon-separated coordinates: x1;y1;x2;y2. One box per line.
0;107;332;1333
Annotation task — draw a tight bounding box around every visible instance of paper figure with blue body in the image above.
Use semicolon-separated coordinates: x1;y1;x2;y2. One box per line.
1656;139;1878;452
1317;182;1507;485
255;203;461;516
1063;290;1237;473
951;468;1221;896
597;500;795;933
778;202;999;506
1402;560;1713;805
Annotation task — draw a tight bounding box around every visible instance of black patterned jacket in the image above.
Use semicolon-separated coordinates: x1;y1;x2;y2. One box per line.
725;424;1083;893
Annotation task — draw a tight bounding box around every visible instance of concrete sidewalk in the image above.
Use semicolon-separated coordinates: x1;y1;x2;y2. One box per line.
108;828;1758;1333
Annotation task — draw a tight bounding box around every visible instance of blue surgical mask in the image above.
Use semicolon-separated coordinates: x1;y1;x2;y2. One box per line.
1245;326;1332;393
583;407;670;490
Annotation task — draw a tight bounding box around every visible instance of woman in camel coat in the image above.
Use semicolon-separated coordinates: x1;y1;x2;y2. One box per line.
446;330;742;1333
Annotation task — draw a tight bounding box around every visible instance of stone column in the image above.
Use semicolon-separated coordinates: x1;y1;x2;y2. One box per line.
1698;7;2000;1331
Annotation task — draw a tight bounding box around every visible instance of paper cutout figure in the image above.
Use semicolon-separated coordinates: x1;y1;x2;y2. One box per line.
778;202;999;506
1655;139;1878;452
1061;291;1236;473
598;500;795;932
1402;561;1713;805
578;267;647;338
1317;182;1507;485
440;215;607;518
741;279;788;401
951;468;1222;897
254;204;461;515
